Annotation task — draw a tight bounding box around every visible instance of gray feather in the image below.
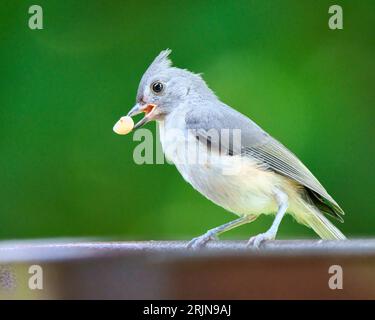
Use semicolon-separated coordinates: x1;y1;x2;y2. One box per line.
185;102;344;221
137;49;172;101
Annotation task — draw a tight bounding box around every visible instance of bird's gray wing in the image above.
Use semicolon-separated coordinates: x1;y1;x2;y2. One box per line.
185;104;344;221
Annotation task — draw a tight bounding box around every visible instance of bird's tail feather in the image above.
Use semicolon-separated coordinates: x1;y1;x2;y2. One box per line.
305;211;346;240
297;202;346;240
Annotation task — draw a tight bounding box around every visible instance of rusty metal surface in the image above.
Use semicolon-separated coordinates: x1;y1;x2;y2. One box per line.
0;239;374;299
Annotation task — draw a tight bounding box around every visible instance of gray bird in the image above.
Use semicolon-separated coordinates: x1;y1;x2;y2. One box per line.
124;49;346;248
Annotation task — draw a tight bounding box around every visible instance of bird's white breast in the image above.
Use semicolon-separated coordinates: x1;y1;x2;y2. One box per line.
157;109;282;217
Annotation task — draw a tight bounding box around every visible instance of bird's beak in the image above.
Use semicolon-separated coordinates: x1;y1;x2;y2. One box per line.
127;103;157;129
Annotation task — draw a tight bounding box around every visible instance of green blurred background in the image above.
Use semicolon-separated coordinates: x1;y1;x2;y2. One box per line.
0;0;374;241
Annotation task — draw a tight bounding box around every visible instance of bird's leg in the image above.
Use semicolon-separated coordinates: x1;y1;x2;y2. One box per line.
187;215;257;249
247;190;288;248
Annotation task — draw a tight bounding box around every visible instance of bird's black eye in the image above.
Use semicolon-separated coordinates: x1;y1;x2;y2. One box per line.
151;81;164;94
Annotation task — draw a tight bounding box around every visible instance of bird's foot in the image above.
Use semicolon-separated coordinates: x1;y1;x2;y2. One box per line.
187;231;219;250
247;231;275;249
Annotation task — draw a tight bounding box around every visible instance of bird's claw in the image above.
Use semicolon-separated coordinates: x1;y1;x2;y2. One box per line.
187;231;219;249
247;231;275;249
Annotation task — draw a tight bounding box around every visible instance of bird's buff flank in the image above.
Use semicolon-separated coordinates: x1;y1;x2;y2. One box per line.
113;49;346;249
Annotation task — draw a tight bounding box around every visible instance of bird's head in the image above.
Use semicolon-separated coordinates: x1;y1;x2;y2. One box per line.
127;49;215;129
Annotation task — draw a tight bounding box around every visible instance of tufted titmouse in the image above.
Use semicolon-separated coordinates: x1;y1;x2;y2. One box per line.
118;49;346;248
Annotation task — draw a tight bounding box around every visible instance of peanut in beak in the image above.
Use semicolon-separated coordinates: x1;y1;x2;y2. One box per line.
113;116;134;135
113;104;156;135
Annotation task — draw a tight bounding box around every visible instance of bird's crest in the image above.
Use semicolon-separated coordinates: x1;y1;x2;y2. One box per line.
137;49;173;100
145;49;172;76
